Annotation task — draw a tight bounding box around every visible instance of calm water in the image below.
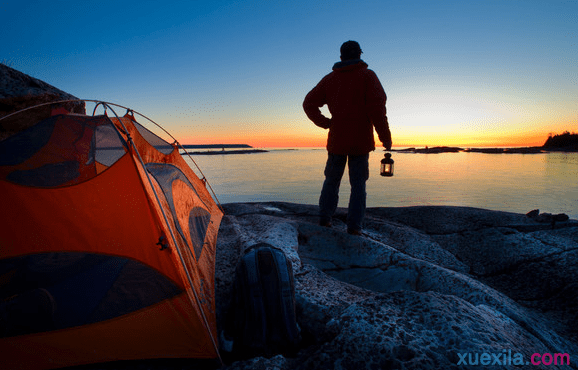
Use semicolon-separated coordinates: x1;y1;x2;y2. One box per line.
184;149;578;220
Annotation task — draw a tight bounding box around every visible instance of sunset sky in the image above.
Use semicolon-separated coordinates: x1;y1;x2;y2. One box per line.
2;0;576;148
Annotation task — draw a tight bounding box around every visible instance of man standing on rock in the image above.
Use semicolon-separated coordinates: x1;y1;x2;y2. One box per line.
303;40;392;235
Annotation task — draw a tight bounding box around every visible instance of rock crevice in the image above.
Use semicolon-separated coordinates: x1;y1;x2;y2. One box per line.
216;202;578;370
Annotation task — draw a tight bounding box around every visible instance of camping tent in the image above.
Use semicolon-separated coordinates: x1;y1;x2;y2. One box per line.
0;102;224;369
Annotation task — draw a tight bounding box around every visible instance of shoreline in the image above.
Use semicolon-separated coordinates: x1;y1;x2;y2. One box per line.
222;201;578;225
182;149;269;155
391;146;578;154
179;145;578;155
180;146;578;155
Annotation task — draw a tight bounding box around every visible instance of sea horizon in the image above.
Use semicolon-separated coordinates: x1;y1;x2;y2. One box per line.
182;144;556;150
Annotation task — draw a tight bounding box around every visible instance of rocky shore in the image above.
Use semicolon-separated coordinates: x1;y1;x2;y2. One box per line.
215;202;578;370
186;149;269;155
0;64;85;140
393;146;577;154
3;65;577;369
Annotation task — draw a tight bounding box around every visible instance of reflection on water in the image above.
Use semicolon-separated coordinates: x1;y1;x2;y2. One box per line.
185;149;578;220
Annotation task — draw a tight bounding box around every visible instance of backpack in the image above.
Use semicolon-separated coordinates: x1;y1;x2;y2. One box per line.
223;243;301;359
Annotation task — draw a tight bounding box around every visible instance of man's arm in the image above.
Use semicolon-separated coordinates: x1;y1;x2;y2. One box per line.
380;116;393;150
366;71;392;149
303;80;332;129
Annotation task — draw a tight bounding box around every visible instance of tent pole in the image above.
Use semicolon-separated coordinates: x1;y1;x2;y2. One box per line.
2;99;224;365
0;99;223;211
105;104;224;366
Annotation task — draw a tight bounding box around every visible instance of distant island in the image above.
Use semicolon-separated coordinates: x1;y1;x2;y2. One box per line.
543;131;578;151
392;131;578;154
392;146;546;154
178;132;578;155
180;144;268;155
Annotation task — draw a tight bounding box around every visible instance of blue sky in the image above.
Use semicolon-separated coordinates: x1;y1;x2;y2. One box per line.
2;0;576;147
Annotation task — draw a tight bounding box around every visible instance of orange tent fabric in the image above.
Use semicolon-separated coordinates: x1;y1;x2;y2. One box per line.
0;109;223;369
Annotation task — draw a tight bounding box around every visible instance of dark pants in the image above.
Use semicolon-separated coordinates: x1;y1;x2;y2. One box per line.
319;153;369;231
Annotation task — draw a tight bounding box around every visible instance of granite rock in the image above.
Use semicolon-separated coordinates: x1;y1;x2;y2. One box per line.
216;202;578;370
0;64;85;140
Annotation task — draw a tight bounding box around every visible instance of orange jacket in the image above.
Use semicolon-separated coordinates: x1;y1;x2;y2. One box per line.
303;60;391;155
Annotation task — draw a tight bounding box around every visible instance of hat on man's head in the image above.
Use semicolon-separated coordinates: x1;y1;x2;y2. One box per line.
340;40;363;60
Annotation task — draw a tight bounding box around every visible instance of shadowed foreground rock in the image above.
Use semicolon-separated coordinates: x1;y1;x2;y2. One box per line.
0;64;85;140
215;202;578;370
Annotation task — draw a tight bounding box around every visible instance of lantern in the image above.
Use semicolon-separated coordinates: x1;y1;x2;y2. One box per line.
380;153;394;177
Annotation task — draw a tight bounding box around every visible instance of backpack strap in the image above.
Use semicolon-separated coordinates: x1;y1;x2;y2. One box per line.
270;248;300;345
242;248;267;348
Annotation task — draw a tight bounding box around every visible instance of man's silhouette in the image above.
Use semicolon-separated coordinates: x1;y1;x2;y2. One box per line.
303;40;392;235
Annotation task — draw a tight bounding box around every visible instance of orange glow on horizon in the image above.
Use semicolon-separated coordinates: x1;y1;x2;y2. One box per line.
181;132;552;148
180;131;328;148
390;133;550;148
177;115;575;148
